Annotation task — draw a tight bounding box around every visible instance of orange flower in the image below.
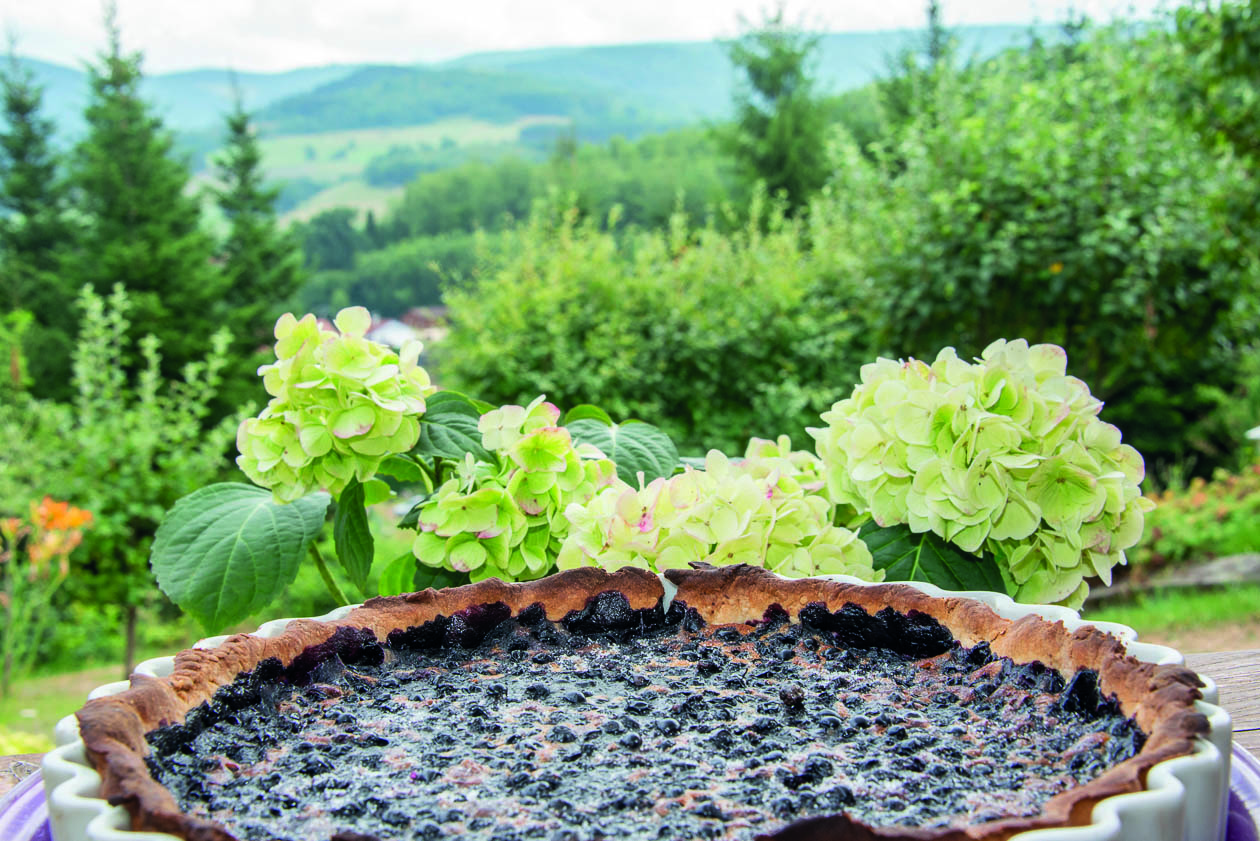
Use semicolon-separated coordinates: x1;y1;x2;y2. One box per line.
30;497;93;532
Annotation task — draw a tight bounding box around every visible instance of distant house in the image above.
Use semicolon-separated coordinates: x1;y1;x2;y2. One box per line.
401;306;448;330
400;306;449;347
365;318;421;349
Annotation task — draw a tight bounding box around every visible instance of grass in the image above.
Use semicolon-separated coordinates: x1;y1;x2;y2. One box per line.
249;116;567;181
0;665;136;751
279;179;406;224
186;114;570;222
1083;583;1260;632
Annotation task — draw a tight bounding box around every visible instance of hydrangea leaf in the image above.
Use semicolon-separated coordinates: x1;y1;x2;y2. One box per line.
859;522;1009;594
333;479;374;595
412;563;471;592
413;391;493;462
378;552;417;597
566;419;680;484
377;455;427;483
151;483;330;633
562;404;614;426
362;478;393;506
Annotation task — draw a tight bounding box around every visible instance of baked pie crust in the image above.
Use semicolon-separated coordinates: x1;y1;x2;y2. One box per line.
75;565;1210;841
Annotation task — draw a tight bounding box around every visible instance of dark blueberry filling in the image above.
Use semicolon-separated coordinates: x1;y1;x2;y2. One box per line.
146;596;1144;841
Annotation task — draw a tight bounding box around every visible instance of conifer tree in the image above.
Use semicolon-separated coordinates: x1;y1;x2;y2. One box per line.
0;48;75;398
212;86;304;409
67;6;223;384
719;10;830;214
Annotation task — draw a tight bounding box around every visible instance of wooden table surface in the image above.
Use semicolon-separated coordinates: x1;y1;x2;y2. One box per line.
1187;649;1260;752
2;650;1257;800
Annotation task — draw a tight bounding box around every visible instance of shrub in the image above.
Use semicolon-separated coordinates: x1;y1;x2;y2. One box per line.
439;196;869;455
834;25;1259;478
1135;464;1260;568
0;285;240;672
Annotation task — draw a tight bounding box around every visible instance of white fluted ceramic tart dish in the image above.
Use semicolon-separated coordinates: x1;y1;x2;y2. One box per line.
42;567;1233;841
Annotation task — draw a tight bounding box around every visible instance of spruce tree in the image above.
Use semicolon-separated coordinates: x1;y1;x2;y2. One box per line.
67;7;223;384
212;87;304;409
0;49;75;398
719;11;830;214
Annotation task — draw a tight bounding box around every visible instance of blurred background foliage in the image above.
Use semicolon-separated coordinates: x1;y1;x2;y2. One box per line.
2;0;1260;722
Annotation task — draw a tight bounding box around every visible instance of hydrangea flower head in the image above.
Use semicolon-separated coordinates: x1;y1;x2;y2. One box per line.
557;439;882;582
237;308;435;501
413;396;617;583
810;339;1150;606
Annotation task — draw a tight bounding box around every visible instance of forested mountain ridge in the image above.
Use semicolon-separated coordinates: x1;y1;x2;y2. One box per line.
14;56;355;137
18;23;1051;138
250;64;668;137
14;23;1062;221
442;24;1045;120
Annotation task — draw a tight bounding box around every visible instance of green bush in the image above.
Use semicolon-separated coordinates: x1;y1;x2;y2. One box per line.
1135;464;1260;568
0;285;240;672
295;233;479;317
439;195;869;455
834;25;1260;478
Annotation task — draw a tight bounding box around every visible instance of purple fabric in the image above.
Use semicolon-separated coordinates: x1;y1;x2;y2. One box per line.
0;771;53;841
2;746;1259;840
1232;743;1260;841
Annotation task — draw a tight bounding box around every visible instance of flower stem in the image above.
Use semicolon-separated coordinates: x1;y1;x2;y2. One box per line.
309;543;350;605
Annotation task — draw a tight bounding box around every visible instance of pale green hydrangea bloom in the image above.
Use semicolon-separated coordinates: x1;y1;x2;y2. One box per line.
810;339;1152;606
413;398;617;582
556;443;882;582
237;308;435;502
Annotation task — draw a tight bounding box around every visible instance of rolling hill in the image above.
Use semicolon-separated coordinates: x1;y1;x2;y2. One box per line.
15;57;355;138
443;25;1045;120
16;23;1057;220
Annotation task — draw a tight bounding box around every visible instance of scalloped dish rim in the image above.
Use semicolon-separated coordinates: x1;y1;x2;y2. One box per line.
41;574;1234;841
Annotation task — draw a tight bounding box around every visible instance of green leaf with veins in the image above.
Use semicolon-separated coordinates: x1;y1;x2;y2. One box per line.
333;479;374;595
566;418;680;484
151;483;330;632
378;455;427;483
413;391;493;462
562;404;614;426
378;552;418;596
859;522;1009;594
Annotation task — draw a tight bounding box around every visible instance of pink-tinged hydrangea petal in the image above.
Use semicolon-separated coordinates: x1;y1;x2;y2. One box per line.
448;538;487;572
331;405;375;439
1028;343;1068;379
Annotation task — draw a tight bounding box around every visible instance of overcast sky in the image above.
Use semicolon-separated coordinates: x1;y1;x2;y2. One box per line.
3;0;1167;74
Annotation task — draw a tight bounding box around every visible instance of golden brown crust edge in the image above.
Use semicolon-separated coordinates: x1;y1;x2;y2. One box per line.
76;564;1209;841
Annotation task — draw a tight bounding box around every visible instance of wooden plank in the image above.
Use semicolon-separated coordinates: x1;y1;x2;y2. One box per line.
1186;649;1260;753
0;753;42;799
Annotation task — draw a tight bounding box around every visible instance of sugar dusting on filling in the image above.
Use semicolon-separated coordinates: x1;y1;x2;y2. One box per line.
146;594;1144;841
